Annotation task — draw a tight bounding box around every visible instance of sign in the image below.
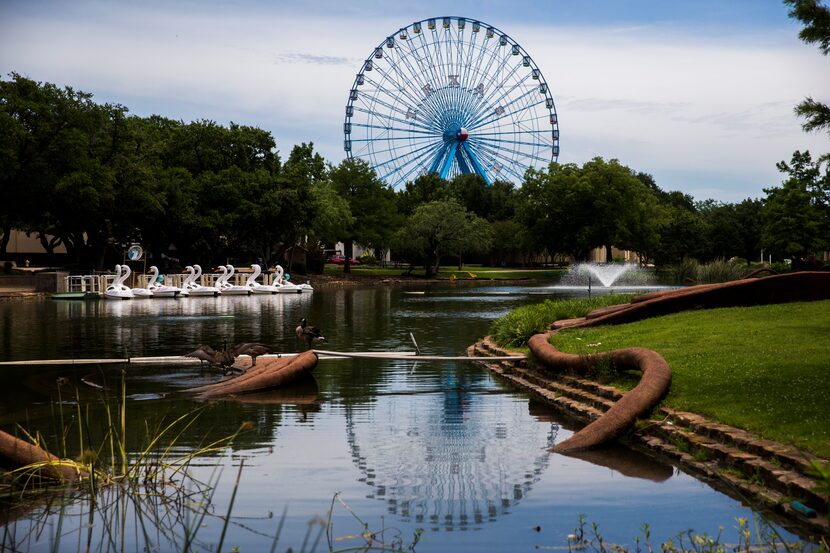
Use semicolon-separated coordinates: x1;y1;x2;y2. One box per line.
127;244;143;261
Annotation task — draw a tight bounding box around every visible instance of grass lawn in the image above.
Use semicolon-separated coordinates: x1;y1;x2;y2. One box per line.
323;264;564;280
549;300;830;458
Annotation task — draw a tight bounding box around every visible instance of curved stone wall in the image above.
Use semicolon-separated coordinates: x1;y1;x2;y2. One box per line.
528;271;830;452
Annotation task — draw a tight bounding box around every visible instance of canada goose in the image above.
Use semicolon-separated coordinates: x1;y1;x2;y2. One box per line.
295;318;325;350
186;342;272;373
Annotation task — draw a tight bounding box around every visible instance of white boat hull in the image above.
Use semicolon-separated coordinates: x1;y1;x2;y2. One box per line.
221;286;251;295
277;284;302;294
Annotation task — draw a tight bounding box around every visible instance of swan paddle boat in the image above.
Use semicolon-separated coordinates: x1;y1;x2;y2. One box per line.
245;264;280;294
147;266;183;298
104;264;135;300
220;264;252;295
186;265;222;297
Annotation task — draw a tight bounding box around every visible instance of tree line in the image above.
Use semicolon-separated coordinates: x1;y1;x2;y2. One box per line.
1;72;827;275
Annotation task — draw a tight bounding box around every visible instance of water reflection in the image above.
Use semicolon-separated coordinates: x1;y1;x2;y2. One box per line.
344;371;558;530
0;285;791;552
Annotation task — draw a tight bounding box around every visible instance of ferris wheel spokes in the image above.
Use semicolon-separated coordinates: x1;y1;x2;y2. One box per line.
344;17;559;189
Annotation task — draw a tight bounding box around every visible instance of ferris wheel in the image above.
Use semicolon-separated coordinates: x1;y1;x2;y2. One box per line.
343;16;559;189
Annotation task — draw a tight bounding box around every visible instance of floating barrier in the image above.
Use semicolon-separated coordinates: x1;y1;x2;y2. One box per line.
0;350;524;367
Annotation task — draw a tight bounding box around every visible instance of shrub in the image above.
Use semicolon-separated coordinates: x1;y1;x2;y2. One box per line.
695;258;745;283
669;258;699;284
359;253;379;266
489;294;634;348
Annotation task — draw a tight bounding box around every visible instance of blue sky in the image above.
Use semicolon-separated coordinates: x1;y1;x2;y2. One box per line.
2;0;828;201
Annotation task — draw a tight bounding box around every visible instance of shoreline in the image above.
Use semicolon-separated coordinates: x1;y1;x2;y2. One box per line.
0;273;547;300
469;337;829;540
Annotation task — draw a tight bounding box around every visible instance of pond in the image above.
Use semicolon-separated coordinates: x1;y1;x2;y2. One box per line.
0;284;797;552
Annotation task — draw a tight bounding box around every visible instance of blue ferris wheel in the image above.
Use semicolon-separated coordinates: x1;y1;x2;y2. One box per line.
343;16;559;189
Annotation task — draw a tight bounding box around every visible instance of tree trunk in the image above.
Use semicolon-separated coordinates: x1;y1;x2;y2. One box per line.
425;250;436;278
0;223;10;257
606;244;613;263
344;240;354;274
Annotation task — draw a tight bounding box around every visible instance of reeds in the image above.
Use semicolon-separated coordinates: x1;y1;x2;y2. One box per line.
556;514;825;553
669;258;747;284
489;295;634;348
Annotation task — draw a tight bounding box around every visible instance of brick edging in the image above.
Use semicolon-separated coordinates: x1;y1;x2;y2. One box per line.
468;337;829;538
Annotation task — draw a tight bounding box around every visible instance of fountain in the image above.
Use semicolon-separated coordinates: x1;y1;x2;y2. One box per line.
576;262;636;287
543;262;672;295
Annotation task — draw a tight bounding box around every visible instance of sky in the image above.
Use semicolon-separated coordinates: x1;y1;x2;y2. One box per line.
1;0;829;202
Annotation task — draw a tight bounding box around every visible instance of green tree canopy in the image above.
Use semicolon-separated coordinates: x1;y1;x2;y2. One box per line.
330;158;400;271
785;0;830;136
393;199;492;277
763;150;830;259
516;158;664;262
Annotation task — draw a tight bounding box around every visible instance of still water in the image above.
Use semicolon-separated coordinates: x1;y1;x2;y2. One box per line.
0;284;790;552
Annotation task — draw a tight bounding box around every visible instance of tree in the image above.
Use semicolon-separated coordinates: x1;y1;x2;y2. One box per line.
648;189;706;265
393;200;492;277
785;0;830;136
330;159;400;272
396;173;449;216
516;158;664;262
445;174;517;221
763;150;830;259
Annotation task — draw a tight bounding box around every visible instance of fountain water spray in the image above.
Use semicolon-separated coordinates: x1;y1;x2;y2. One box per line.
565;263;639;287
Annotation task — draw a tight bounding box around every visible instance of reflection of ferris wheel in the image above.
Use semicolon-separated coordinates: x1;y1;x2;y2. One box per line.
343;16;559;189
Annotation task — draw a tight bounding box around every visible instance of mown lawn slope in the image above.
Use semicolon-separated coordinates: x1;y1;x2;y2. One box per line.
549;300;830;458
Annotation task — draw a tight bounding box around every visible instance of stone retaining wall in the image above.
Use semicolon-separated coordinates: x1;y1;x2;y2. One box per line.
468;337;829;539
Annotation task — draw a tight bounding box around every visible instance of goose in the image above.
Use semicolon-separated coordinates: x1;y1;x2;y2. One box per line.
296;318;325;350
185;342;272;373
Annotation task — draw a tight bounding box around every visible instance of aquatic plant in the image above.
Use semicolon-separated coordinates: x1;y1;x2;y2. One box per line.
559;514;825;553
489;294;634;348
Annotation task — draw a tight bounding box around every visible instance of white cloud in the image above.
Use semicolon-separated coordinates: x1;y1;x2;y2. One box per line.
1;5;828;200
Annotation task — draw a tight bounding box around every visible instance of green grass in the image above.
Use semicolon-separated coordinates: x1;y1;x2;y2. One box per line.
489;294;634;348
549;300;830;458
323;264;564;280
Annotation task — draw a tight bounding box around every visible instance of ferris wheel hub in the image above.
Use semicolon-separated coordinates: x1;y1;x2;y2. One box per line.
455;128;469;142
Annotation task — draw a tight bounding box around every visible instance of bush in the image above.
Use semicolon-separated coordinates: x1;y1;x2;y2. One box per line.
489;294;634;348
669;258;699;284
669;258;748;284
769;261;793;274
358;253;378;266
695;258;745;283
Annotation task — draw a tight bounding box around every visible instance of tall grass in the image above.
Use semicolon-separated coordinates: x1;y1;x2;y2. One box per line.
669;258;748;284
559;514;824;553
2;377;425;553
489;294;634;348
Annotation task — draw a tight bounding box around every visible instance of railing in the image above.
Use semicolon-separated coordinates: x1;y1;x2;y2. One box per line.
64;275;107;294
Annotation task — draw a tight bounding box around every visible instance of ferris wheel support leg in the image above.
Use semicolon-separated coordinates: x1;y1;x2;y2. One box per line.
428;142;451;175
462;142;492;185
439;141;459;180
455;147;472;174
